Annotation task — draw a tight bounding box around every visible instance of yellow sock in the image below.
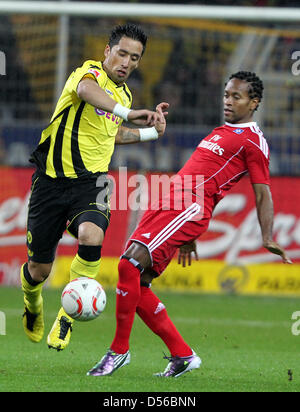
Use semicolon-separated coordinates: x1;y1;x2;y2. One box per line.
70;254;101;281
20;263;43;314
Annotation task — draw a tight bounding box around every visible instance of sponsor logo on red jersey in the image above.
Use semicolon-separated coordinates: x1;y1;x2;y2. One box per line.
198;139;225;156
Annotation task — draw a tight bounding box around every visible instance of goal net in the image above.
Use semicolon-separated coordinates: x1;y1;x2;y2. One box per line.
0;6;300;174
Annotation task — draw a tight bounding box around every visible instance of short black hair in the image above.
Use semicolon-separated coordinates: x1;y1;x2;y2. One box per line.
228;71;264;110
109;23;147;55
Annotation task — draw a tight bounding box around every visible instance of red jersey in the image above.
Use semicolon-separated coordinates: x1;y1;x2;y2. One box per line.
178;121;270;201
128;122;270;276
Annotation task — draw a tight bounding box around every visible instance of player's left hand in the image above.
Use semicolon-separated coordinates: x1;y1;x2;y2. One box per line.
178;241;198;267
263;240;292;264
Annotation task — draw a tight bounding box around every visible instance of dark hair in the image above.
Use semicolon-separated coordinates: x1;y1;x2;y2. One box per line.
109;23;148;55
228;71;264;111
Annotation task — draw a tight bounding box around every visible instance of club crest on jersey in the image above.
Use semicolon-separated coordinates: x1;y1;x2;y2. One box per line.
233;128;244;135
88;68;101;78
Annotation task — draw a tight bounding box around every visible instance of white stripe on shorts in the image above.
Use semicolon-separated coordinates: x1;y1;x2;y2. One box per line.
148;203;201;253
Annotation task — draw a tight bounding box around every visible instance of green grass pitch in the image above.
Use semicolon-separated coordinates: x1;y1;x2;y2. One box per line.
0;286;300;392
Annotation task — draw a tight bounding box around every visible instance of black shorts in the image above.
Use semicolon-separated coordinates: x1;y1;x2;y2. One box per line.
26;170;112;263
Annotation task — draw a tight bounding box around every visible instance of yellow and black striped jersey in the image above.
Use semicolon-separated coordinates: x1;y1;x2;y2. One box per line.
31;60;132;178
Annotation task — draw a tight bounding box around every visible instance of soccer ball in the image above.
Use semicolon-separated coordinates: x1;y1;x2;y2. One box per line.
61;277;106;322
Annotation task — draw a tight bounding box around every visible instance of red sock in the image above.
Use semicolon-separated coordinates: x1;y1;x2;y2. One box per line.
136;286;192;357
110;258;141;354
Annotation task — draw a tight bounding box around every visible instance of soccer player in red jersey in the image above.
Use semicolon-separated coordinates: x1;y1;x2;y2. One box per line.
87;71;292;378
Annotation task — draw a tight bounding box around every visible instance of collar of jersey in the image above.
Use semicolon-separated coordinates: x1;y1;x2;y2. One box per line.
105;71;125;88
106;75;122;88
225;121;257;128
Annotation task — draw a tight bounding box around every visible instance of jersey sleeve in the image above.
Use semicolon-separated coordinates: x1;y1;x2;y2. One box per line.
65;60;107;97
244;137;270;185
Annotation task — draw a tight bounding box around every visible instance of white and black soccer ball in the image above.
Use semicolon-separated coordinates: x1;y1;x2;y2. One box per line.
61;277;106;321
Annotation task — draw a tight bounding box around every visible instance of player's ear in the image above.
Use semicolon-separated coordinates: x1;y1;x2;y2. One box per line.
104;44;110;59
251;97;260;112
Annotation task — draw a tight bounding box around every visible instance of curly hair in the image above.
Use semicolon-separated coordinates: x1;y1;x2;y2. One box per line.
228;71;264;110
109;23;148;55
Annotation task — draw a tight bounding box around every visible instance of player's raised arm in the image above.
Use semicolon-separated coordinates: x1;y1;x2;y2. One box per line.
252;183;292;264
77;78;158;127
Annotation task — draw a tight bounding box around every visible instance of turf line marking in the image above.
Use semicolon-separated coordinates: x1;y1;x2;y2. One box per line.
173;316;290;328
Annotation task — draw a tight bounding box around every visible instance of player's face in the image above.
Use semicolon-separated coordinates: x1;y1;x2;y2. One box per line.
223;78;259;124
103;36;143;85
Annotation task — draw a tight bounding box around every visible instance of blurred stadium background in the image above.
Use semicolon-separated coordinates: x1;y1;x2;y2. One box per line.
0;0;299;296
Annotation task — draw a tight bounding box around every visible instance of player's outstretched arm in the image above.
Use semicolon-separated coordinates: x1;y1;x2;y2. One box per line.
77;78;158;126
253;183;292;264
115;103;167;144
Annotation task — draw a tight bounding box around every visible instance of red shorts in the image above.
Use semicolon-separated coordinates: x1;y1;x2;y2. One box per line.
126;200;212;276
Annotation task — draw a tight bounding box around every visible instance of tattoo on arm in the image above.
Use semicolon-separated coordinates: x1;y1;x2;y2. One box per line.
116;127;140;145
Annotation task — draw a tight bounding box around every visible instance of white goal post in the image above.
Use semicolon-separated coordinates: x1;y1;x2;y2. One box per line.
0;1;300;22
1;1;299;101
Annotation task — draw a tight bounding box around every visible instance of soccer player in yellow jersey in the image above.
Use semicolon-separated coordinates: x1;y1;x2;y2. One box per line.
21;23;168;350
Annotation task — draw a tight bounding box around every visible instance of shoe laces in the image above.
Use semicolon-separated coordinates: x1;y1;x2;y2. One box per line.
162;353;180;373
58;316;73;340
163;352;181;362
162;352;192;374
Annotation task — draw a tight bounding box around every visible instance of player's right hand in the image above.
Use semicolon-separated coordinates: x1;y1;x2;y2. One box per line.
156;102;169;117
263;240;293;264
154;104;167;137
127;109;159;126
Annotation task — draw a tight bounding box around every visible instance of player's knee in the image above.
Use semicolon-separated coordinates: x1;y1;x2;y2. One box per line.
28;261;52;282
124;242;151;269
78;222;104;246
